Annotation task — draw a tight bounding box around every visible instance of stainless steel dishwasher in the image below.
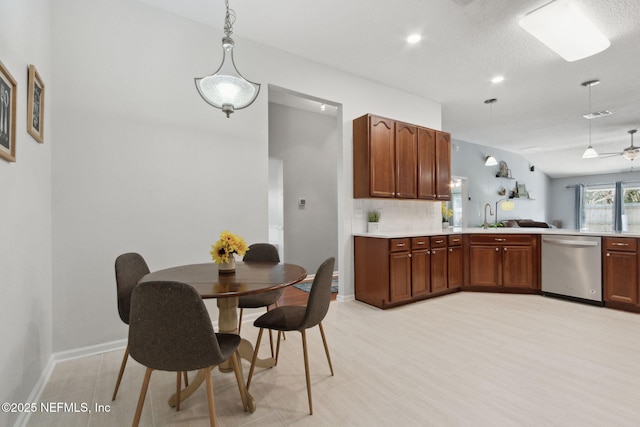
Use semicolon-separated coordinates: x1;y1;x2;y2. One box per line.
541;234;602;304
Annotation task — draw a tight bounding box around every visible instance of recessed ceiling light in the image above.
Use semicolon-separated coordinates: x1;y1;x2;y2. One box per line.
407;34;422;44
519;1;610;62
491;76;505;84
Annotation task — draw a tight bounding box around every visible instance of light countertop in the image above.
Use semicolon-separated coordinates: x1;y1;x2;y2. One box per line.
353;227;640;239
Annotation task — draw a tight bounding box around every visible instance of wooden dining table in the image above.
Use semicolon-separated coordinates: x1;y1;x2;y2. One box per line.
138;261;307;413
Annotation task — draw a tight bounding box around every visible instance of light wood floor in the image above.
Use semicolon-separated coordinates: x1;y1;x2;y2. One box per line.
27;292;640;426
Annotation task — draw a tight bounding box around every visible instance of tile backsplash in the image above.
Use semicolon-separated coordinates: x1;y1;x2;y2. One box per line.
353;199;442;234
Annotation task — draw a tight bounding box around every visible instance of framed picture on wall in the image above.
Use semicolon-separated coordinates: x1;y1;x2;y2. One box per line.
0;60;17;162
27;64;44;144
517;181;527;198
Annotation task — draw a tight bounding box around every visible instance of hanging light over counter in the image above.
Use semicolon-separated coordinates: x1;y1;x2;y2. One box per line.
195;0;260;118
581;80;599;159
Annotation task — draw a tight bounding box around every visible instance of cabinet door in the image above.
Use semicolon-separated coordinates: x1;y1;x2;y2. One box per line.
502;245;534;288
448;245;463;289
369;116;396;198
604;251;638;304
395;122;417;198
435;131;451;200
430;247;448;292
469;245;500;286
417;127;436;199
390;252;412;302
411;249;431;297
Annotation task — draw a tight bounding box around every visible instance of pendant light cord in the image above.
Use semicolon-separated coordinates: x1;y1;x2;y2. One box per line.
224;0;236;38
588;83;592;146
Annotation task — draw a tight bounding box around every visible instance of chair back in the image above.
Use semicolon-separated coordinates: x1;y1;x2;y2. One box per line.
300;257;335;330
115;253;150;324
128;281;225;372
243;243;280;263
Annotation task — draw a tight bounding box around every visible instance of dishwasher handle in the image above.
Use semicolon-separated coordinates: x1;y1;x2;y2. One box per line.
543;238;599;247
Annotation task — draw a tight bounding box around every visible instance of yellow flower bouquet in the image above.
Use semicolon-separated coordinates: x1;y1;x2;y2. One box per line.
442;202;453;222
210;231;249;264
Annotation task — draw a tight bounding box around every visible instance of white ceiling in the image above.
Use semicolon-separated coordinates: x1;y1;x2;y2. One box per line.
137;0;640;178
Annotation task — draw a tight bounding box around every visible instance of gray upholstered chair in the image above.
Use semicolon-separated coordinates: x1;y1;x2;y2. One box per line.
246;257;335;415
112;253;188;401
239;243;283;355
128;280;247;427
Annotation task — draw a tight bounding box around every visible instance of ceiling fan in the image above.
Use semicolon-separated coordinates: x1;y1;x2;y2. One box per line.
600;129;639;160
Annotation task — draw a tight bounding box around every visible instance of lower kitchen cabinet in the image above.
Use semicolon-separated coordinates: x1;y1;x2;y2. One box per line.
354;235;457;308
603;237;638;307
467;234;539;291
447;235;463;289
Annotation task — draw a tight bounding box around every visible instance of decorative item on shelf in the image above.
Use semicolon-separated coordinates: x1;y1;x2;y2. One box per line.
367;210;380;233
496;160;512;178
498;185;506;196
194;0;260;118
210;230;249;273
515;181;528;198
442;202;453;229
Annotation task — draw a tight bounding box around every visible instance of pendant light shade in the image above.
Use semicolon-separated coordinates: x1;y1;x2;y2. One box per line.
195;1;260;118
581;80;599;159
485;155;498;166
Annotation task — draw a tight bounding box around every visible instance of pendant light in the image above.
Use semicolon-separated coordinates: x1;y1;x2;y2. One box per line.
484;98;498;166
581;79;599;158
194;0;260;118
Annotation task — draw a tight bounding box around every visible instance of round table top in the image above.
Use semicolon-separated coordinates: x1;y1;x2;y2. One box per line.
139;262;307;299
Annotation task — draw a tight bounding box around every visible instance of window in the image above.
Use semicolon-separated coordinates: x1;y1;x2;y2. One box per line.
582;185;615;232
622;184;640;232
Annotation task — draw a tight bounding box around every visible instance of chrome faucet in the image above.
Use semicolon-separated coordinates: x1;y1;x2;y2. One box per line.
483;203;494;229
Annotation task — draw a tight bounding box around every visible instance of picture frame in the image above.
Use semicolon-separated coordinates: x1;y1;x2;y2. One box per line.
0;60;17;162
27;64;44;144
516;181;527;198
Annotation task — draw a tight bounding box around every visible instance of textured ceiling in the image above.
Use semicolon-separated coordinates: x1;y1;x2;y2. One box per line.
136;0;640;178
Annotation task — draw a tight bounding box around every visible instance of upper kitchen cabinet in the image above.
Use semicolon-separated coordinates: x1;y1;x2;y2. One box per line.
417;127;451;200
353;114;450;199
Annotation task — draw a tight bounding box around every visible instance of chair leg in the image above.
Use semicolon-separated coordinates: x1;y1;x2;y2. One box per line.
204;367;217;427
275;331;282;365
318;323;334;376
112;345;129;401
237;308;244;335
301;329;313;415
230;352;248;411
132;367;153;427
183;371;189;387
176;372;182;411
274;302;286;341
246;328;264;391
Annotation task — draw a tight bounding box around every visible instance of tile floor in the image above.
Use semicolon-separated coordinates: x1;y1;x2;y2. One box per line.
27;292;640;426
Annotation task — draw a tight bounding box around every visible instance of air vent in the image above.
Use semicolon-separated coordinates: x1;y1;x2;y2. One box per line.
583;110;613;119
450;0;475;6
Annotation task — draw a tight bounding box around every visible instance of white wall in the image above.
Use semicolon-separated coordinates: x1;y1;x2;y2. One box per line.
269;102;339;274
0;0;52;425
549;170;640;230
451;139;551;226
49;0;442;354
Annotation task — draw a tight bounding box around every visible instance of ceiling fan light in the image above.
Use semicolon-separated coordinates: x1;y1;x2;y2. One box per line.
582;146;598;159
519;1;610;62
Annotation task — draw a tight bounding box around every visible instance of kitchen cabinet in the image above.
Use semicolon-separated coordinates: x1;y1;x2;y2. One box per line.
447;234;463;289
353;114;450;200
354;235;457;308
416;127;452;201
603;237;638;306
468;234;539;290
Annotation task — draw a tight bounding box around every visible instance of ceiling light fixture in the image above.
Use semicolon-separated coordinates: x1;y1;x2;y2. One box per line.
491;76;505;84
581;79;599;159
320;103;326;111
623;130;639;161
519;0;610;62
484;98;498;166
407;34;422;44
194;0;260;117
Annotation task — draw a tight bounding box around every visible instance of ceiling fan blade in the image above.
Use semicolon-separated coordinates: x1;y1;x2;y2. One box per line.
599;153;622;159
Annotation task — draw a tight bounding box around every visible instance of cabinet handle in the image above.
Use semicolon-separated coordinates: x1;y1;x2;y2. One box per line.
416;241;426;245
495;247;499;252
607;253;611;256
408;253;412;258
427;250;431;254
396;243;405;247
435;239;444;244
504;247;507;251
494;238;506;242
449;248;453;252
612;242;629;246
